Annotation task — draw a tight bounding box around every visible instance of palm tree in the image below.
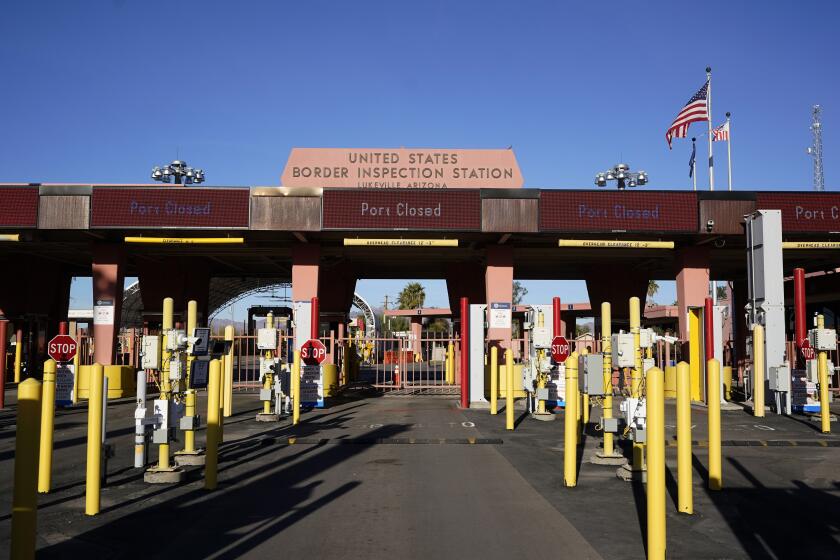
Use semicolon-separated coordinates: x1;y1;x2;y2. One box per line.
513;281;528;305
398;282;426;310
647;280;659;303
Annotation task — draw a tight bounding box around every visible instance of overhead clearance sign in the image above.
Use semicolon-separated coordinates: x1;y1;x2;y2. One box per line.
281;148;524;188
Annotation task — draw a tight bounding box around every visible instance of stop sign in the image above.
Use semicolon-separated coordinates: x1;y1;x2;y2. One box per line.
48;334;78;363
800;340;816;361
551;335;570;363
301;339;327;365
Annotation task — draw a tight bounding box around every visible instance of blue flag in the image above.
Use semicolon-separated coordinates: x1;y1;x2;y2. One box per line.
688;141;696;178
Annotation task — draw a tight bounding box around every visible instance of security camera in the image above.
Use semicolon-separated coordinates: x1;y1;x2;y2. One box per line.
706;219;715;232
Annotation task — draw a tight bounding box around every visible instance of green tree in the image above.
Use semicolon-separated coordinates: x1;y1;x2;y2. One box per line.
513;281;528;305
398;282;426;310
715;285;728;301
576;323;592;336
647;280;659;303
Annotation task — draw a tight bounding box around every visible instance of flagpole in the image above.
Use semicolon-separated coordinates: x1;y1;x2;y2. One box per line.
692;137;697;191
706;66;715;191
726;111;733;191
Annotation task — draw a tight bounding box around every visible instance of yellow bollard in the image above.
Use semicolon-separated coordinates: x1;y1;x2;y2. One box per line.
676;361;693;514
819;349;830;434
183;300;198;455
219;355;226;443
262;312;274;415
505;349;514;430
490;346;498;415
204;359;221;490
223;325;234;417
38;359;57;493
630;296;645;471
292;350;301;426
752;324;765;418
723;366;732;402
447;343;454;385
707;358;722;491
564;351;579;487
601;302;616;458
14;329;22;383
10;378;41;559
688;308;702;402
580;346;589;427
86;363;104;515
158;297;174;470
72;335;80;404
646;366;666;560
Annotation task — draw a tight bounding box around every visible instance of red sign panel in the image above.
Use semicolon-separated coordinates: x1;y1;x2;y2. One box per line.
322;189;481;230
301;339;327;365
90;187;250;229
551;336;570;363
800;340;816;361
48;335;78;362
0;186;39;227
540;191;698;232
756;193;840;232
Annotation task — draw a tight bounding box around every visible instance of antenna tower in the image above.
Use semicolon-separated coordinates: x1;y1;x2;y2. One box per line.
807;105;824;191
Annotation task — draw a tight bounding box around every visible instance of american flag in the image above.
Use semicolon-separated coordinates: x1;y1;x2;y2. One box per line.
712;121;730;142
665;81;709;149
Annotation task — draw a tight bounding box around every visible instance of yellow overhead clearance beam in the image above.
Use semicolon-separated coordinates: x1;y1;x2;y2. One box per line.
124;237;245;245
558;239;674;249
782;241;840;249
0;234;20;242
344;238;458;247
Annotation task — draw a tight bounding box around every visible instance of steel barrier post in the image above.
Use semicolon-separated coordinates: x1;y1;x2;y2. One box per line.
505;349;514;430
602;302;616;457
183;300;198;454
753;325;765;418
707;358;722;490
580;346;589;427
72;327;81;404
204;359;221;490
817;315;830;433
646;366;666;559
10;378;41;559
676;361;693;514
794;268;806;367
310;297;319;339
223;325;234;417
292;350;301;426
630;296;644;471
37;359;57;493
564;351;579;487
490;345;498;415
14;327;23;383
86;363;104;515
460;297;469;409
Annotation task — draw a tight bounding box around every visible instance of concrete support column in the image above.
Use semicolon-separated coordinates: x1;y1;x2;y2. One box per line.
675;246;710;340
410;316;423;358
292;243;320;302
445;262;485;318
485;245;513;350
91;244;125;365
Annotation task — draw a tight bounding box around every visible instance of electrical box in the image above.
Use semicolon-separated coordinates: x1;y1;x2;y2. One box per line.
602;417;619;433
169;357;186;381
180;415;199;431
165;329;187;351
806;359;835;383
257;328;278;350
532;326;551;349
579;353;605;395
769;363;791;392
620;397;646;436
190;328;210;356
190;359;209;389
611;333;635;368
643;358;655;375
809;328;837;352
259;388;273;401
260;356;279;377
141;335;161;370
639;328;654;349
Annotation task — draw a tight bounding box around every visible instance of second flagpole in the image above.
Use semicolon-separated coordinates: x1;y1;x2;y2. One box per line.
706;66;715;191
726;112;733;191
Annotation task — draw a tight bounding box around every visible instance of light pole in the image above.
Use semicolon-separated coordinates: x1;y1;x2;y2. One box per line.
594;163;649;190
151;160;205;185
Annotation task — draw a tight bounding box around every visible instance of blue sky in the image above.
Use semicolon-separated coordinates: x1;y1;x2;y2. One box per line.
3;1;836;318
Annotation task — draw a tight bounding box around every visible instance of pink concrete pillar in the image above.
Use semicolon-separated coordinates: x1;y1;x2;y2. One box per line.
675;246;710;340
410;316;422;359
91;244;125;365
292;244;320;301
485;246;514;350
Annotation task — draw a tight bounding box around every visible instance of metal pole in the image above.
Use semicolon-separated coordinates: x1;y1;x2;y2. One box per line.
753;325;765;417
817;315;830;433
794;269;807;367
310;297;319;339
726;113;733;191
204;359;222;490
223;325;234;417
704;297;715;363
10;378;41;559
646;366;666;559
490;346;498;415
563;351;579;487
72;327;80;404
630;296;644;471
706;67;715;191
14;327;23;383
707;358;722;490
676;361;693;514
135;369;147;468
37;360;57;493
460;297;469;409
86;363;104;515
292;350;301;425
158;298;173;470
505;349;515;430
602;302;616;457
183;300;198;454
